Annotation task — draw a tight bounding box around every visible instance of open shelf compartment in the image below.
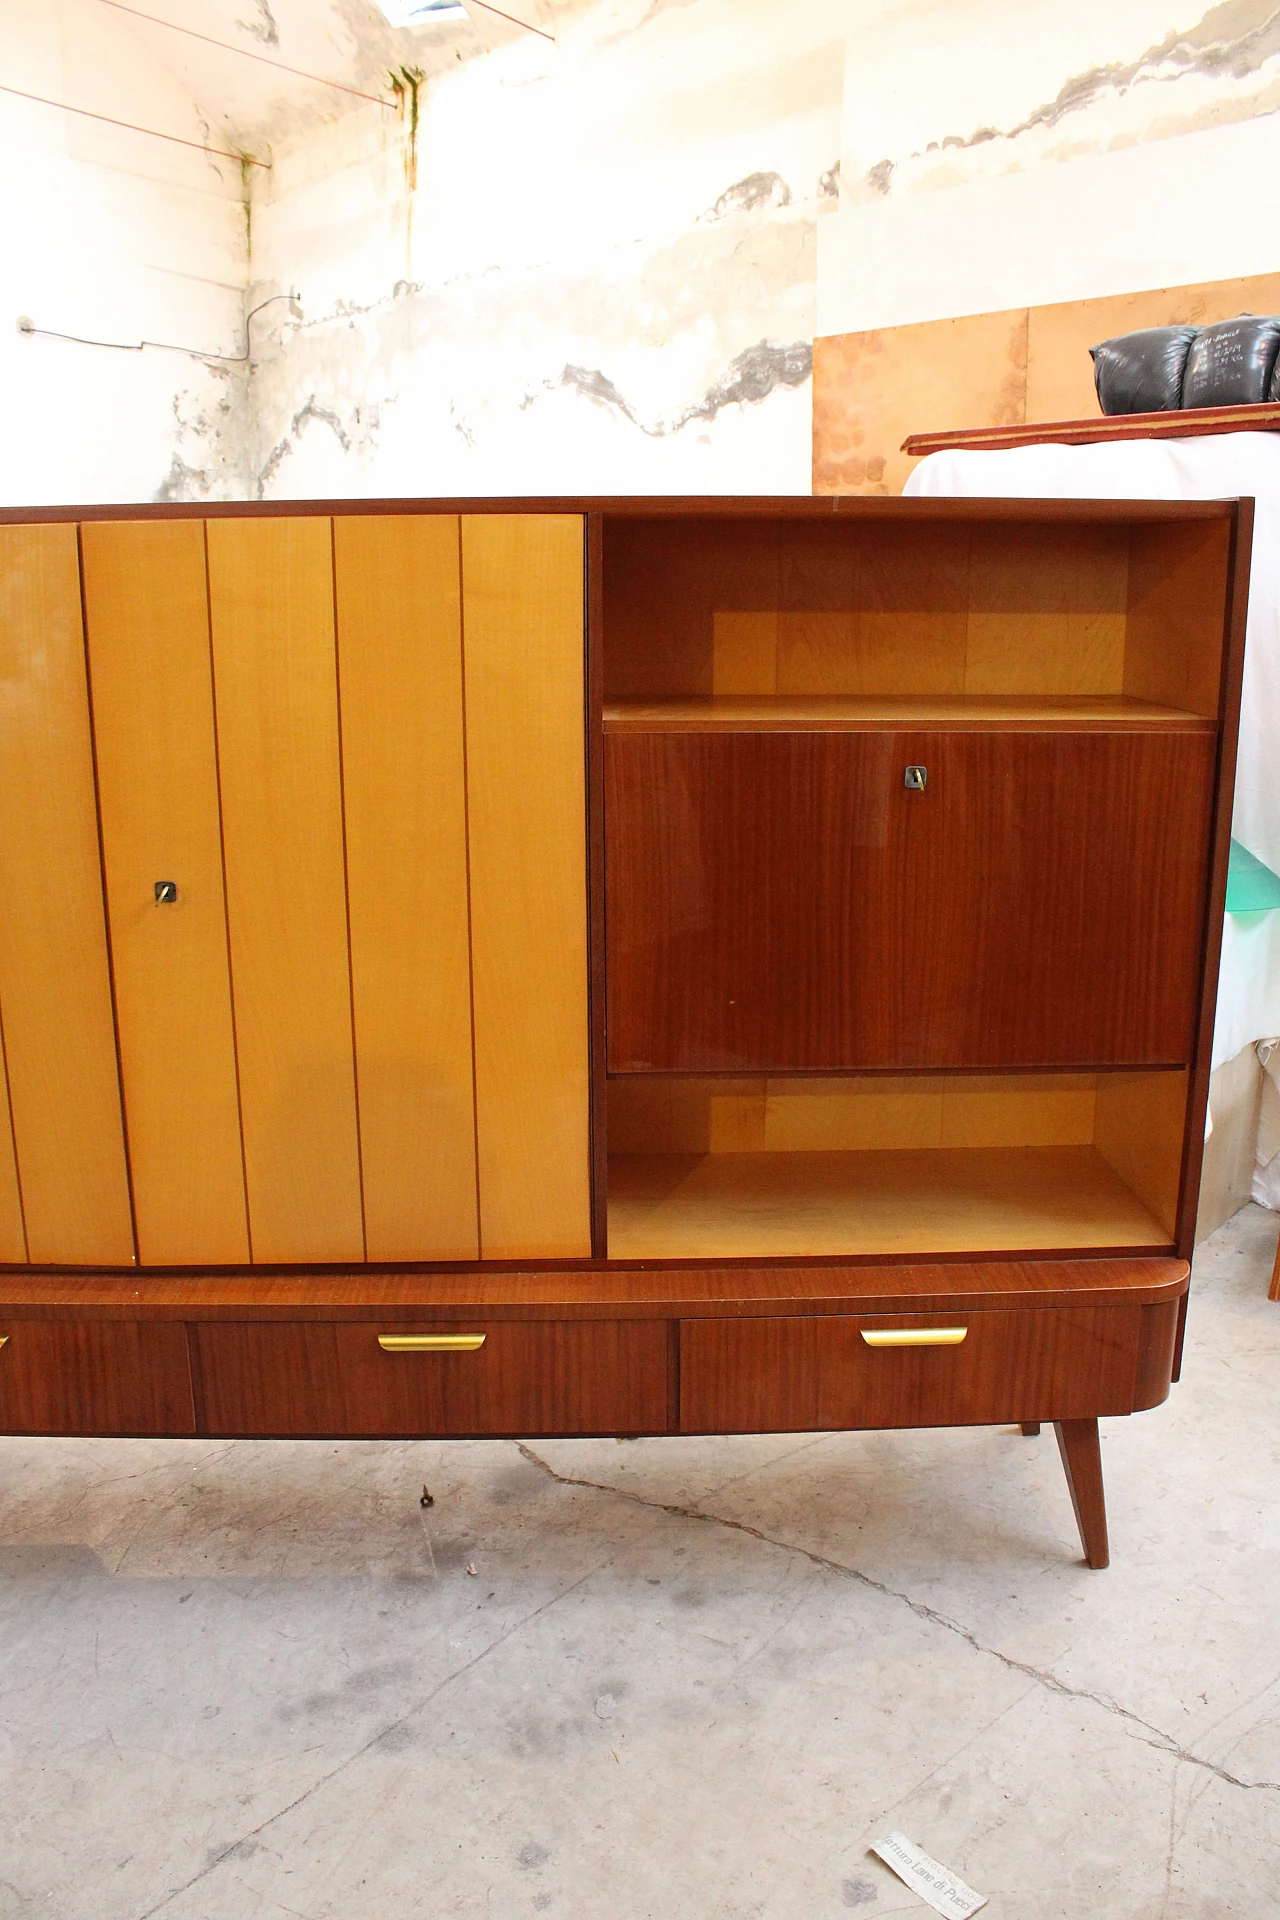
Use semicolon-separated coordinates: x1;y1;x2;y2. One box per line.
601;513;1230;724
606;1070;1187;1260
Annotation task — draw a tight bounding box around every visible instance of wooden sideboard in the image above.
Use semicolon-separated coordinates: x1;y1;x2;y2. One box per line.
0;495;1251;1569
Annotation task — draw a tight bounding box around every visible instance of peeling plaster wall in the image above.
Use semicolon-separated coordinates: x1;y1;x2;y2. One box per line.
0;0;248;504
13;0;1278;505
820;0;1280;338
240;0;845;498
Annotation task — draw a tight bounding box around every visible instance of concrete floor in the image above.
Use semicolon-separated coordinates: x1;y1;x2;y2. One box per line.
2;1209;1280;1920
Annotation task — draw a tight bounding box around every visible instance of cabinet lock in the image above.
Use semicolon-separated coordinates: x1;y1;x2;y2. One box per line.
903;765;927;791
154;881;178;904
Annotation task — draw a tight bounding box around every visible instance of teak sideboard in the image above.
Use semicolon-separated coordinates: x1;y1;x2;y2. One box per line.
0;496;1251;1569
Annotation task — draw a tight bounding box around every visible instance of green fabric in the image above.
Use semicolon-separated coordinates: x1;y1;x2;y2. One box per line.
1226;838;1280;913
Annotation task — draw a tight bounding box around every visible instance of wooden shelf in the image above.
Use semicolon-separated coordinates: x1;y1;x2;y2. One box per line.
603;695;1213;734
607;1145;1171;1260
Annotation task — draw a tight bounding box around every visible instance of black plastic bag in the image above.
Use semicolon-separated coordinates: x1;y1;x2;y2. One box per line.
1181;315;1280;408
1090;326;1197;415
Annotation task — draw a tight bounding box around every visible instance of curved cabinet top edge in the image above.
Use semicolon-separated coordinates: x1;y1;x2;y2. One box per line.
0;1254;1190;1318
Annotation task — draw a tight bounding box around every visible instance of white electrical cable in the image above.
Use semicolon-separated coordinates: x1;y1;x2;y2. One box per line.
15;291;303;363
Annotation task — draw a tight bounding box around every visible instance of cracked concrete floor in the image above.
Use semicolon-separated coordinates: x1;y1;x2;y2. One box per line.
3;1207;1280;1920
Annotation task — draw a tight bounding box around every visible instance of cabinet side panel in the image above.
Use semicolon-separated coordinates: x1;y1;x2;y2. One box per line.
0;525;134;1264
1093;1070;1187;1239
462;515;591;1258
207;519;365;1264
334;516;479;1261
81;522;250;1266
1125;520;1230;719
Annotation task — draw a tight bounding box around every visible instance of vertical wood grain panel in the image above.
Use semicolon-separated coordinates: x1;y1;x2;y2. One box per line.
81;521;250;1266
0;524;134;1264
207;518;364;1264
334;515;479;1261
0;1026;27;1260
462;515;591;1258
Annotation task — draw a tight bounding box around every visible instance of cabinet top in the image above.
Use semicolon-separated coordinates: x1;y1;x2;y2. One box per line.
0;494;1250;527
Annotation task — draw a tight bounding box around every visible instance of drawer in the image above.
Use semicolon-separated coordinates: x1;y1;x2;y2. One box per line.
194;1319;672;1438
0;1322;195;1435
680;1305;1162;1433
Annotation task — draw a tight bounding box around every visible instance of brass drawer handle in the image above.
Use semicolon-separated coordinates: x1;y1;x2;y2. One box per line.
378;1333;486;1353
861;1327;967;1348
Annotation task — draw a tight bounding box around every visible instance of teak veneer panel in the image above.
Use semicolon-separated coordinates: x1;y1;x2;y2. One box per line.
605;728;1214;1072
0;1256;1190;1320
206;518;364;1264
462;515;591;1259
195;1319;669;1436
604;696;1209;732
679;1304;1160;1432
0;1321;194;1433
81;521;251;1266
0;525;134;1265
607;1146;1169;1261
334;516;479;1261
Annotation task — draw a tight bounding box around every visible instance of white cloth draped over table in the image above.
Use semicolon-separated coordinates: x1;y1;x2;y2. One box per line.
904;435;1280;1076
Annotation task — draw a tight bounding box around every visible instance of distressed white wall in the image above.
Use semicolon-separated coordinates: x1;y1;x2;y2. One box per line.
819;0;1280;336
242;0;845;499
7;0;1280;503
0;0;247;505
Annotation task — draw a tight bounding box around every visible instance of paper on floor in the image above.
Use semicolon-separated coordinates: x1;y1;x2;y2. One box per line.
869;1832;987;1918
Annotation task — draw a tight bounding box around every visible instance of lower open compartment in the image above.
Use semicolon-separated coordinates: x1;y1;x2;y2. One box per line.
607;1068;1186;1259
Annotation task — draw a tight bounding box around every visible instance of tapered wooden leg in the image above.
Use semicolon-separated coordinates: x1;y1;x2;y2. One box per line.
1054;1418;1109;1569
1270;1227;1280;1302
1020;1422;1041;1436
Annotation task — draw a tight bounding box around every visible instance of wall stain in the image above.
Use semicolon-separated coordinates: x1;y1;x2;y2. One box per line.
391;66;425;194
703;170;792;221
236;0;280;48
154;454;211;502
870;0;1280;187
256;395;355;495
560;338;811;436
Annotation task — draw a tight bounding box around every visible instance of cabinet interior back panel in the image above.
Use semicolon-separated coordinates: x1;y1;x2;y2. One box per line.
207;518;365;1265
334;515;479;1262
0;525;134;1265
82;521;251;1267
602;517;1225;713
461;515;592;1260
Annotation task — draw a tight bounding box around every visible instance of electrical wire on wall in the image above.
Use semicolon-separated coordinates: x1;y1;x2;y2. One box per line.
15;291;304;364
96;1;397;106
